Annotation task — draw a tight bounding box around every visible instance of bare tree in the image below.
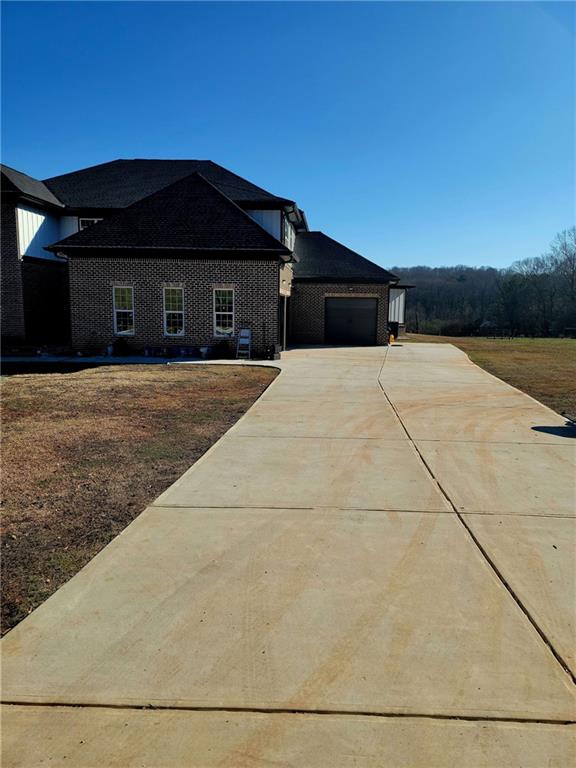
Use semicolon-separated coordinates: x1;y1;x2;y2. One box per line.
496;272;527;336
551;227;576;302
511;254;560;335
394;226;576;336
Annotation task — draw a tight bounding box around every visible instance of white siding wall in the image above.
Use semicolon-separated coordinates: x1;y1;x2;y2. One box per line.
246;209;281;240
388;288;406;323
15;205;62;260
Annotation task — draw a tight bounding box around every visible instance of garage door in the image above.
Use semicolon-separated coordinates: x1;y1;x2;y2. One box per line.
325;298;378;345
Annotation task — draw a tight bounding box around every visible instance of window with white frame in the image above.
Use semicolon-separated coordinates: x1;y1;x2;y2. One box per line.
78;217;102;230
213;288;234;337
113;286;134;335
163;287;184;336
282;215;295;250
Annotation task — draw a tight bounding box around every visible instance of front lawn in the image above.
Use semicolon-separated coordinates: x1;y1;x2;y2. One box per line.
404;334;576;416
1;364;277;634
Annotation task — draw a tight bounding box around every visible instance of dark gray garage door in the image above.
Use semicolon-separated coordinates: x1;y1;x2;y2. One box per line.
325;298;378;345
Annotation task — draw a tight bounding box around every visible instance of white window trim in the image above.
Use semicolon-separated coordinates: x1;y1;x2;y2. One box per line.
163;286;185;337
78;217;103;230
213;287;235;338
113;285;135;336
282;214;295;250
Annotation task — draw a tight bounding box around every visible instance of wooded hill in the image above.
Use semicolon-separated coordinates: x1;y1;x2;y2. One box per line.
393;227;576;337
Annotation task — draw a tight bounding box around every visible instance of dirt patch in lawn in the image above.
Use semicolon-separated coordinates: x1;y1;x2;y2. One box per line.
404;335;576;416
1;364;277;634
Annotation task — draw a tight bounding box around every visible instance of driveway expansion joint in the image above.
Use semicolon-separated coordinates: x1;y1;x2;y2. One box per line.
149;503;456;514
230;435;410;441
377;355;576;688
2;701;574;726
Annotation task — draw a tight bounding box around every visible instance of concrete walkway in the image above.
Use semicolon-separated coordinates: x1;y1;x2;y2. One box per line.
2;344;575;766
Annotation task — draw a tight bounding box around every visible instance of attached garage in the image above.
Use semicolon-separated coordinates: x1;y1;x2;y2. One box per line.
325;297;377;345
289;232;398;347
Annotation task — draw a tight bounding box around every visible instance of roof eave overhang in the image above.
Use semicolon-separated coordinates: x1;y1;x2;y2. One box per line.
238;198;295;210
40;198;296;213
14;192;65;211
292;276;397;285
45;245;292;261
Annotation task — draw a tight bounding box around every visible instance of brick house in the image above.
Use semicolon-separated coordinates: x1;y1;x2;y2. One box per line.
1;159;406;355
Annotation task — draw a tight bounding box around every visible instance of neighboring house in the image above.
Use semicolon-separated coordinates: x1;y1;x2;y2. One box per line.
1;159;405;355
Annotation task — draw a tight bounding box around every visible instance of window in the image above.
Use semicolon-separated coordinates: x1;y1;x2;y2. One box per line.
282;215;295;250
163;287;184;336
113;286;134;335
78;217;102;230
213;288;234;337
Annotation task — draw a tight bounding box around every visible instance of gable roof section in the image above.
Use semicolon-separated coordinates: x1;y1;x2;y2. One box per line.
43;159;294;209
292;232;398;283
46;172;291;258
1;164;63;207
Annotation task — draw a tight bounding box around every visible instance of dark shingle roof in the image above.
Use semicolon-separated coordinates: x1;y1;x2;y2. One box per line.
43;159;293;209
1;164;63;207
46;172;291;257
292;232;397;283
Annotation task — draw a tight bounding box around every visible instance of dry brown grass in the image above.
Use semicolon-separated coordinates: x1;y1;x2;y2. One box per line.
405;334;576;416
1;364;277;634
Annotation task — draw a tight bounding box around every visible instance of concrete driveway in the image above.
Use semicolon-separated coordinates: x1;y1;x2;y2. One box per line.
2;343;575;766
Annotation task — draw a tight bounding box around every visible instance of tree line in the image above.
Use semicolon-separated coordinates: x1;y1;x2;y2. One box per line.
392;227;576;337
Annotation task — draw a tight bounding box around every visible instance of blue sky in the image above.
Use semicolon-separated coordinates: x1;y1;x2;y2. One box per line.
2;1;574;269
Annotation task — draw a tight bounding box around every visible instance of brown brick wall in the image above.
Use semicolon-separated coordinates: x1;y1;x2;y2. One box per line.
68;257;281;356
1;197;25;340
289;282;391;345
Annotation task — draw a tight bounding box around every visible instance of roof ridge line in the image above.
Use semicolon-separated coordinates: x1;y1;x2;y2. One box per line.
130;158;207;161
1;162;34;175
